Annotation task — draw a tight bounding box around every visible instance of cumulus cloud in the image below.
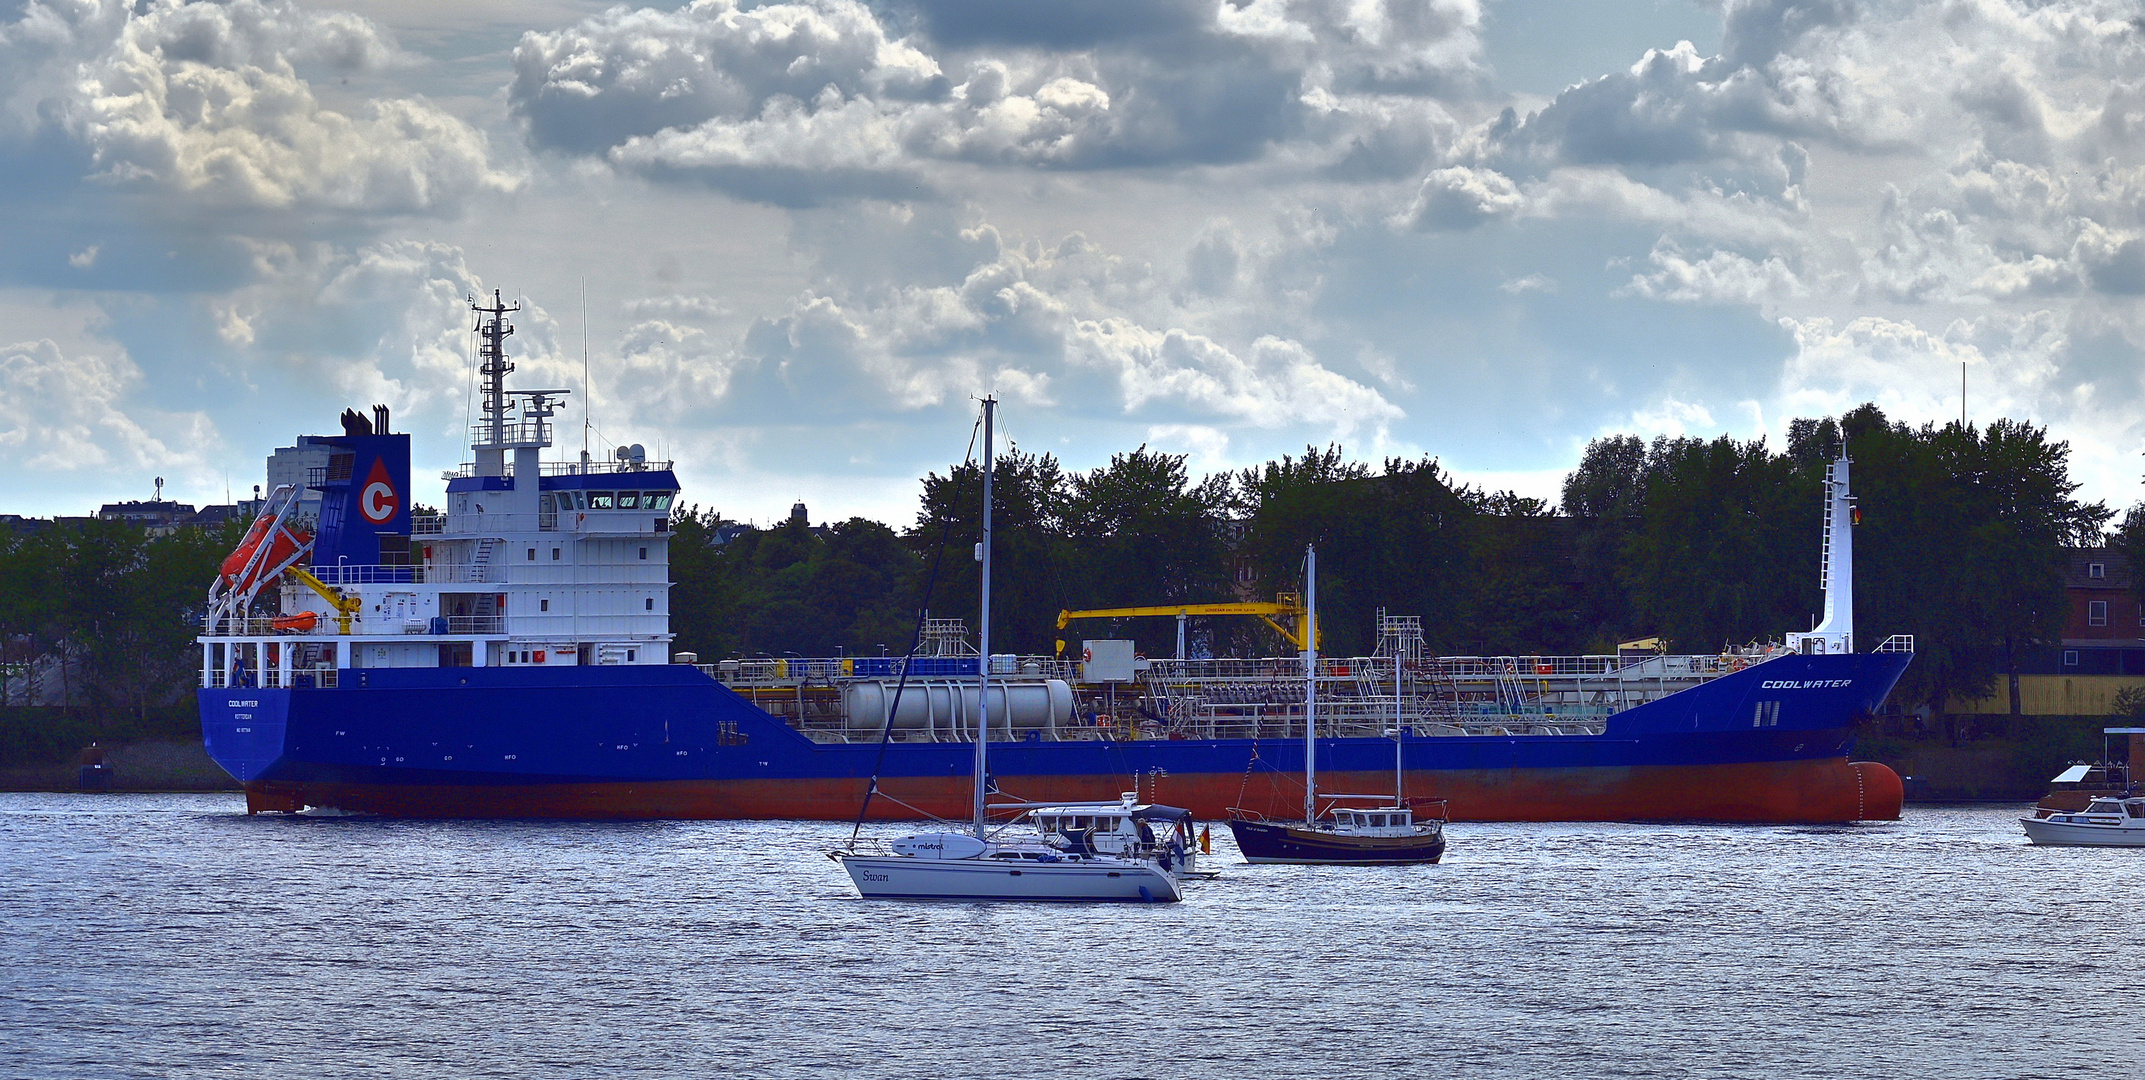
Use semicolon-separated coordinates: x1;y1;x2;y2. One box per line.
0;0;514;227
593;221;1399;446
508;0;1485;201
206;239;567;435
0;336;214;476
1396;165;1523;229
75;0;514;214
1622;241;1810;304
1069;321;1401;436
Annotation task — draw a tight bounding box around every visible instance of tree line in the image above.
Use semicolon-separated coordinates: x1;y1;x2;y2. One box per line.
0;518;239;749
671;404;2112;714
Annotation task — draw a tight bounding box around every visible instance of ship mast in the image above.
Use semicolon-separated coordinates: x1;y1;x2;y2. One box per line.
1788;453;1856;655
473;289;520;466
1303;544;1318;824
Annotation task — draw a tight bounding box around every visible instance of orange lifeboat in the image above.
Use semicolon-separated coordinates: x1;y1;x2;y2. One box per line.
216;508;311;600
270;611;319;633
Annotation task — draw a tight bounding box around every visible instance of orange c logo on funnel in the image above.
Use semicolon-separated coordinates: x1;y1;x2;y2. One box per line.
360;457;400;525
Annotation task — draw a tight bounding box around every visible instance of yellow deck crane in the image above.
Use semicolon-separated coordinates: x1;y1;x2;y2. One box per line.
1055;593;1318;658
285;565;365;635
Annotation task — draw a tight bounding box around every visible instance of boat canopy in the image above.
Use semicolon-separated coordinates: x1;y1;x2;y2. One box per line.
1011;801;1192;823
1126;804;1192;823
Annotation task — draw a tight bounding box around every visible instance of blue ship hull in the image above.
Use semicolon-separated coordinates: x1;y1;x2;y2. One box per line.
199;651;1912;822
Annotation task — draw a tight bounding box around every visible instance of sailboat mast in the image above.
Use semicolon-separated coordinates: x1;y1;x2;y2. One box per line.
1395;640;1405;805
1303;544;1318;824
973;398;996;839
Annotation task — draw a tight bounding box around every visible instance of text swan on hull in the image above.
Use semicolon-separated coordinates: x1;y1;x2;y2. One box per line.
832;398;1186;902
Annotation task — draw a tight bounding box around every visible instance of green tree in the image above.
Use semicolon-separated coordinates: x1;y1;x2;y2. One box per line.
1802;406;2105;714
1617;434;1819;653
2112;502;2145;618
668;506;736;660
912;450;1073;654
1057;446;1235;651
1559;434;1648;649
1234;447;1478;656
1457;490;1582;655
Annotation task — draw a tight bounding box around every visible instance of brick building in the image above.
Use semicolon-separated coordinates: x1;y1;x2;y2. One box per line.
1953;546;2145;715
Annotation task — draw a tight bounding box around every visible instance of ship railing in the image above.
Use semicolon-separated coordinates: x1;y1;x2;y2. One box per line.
468;419;552;448
202;667;339;689
440;459;677;480
779;709;1614;744
1875;634;1915;653
700;655;1081;687
412;514;445;535
310;563;494;585
407;511;670;535
1134;654;1725;683
201;615;504;636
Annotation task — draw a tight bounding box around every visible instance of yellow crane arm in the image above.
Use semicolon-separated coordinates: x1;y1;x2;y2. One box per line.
285;566;364;634
1057;602;1302;628
1055;597;1314;655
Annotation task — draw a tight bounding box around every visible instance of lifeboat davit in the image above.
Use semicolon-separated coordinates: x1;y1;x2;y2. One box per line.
208;487;313;622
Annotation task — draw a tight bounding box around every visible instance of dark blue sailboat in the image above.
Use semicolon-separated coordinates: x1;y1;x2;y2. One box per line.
1228;546;1448;865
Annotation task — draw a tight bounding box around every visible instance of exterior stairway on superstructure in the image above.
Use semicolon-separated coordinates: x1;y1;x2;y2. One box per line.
470;538;496;585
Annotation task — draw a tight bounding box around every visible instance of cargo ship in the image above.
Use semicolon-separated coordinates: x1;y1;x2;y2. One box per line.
198;294;1912;822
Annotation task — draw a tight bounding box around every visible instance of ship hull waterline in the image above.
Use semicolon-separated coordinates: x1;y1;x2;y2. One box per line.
203;651;1911;824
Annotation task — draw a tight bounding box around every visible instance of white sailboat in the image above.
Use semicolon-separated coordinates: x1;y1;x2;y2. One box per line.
834;399;1183;902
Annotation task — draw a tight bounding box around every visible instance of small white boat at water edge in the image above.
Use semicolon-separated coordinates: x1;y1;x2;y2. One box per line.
836;830;1182;902
2021;797;2145;846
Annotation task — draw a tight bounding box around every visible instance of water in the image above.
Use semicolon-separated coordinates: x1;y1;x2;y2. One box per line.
2;795;2138;1079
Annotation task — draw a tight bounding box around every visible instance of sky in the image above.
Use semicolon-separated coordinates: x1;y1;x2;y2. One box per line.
3;0;2143;527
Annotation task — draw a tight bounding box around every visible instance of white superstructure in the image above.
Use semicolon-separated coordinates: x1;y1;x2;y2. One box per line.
199;291;675;689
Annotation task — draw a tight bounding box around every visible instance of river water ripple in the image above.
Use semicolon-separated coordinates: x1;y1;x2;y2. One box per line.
2;795;2139;1078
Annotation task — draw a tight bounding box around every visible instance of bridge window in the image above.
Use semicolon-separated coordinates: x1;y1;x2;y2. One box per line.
589;492;614;510
618;492;641;510
647;492;674;510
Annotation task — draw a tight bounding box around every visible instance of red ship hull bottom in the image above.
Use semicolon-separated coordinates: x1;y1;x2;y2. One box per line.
244;758;1904;823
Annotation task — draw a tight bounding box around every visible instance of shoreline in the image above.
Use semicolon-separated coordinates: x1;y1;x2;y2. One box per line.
0;739;240;793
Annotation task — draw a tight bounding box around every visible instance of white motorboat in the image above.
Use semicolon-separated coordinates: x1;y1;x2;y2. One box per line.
833;398;1182;902
2020;796;2145;846
1023;794;1216;880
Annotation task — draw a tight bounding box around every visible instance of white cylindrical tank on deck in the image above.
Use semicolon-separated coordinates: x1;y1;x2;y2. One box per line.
841;679;1073;735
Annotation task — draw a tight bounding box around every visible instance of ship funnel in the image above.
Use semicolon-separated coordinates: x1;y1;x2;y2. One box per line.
1786;455;1854;655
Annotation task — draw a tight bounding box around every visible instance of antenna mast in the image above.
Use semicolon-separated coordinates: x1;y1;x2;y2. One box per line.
471;289;520;448
582;287;591;462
